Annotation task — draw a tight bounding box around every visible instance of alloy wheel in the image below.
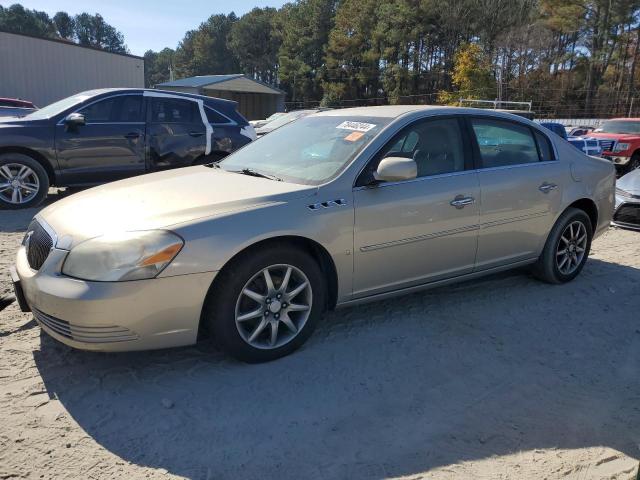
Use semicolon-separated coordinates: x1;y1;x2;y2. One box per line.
235;264;312;350
0;163;40;205
556;220;588;275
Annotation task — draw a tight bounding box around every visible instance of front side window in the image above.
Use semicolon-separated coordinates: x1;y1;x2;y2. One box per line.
78;95;143;123
471;118;540;168
358;117;467;185
220;115;390;185
150;98;199;123
596;120;640;134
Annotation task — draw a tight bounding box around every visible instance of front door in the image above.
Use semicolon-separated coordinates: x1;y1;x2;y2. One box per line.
146;96;207;170
469;117;566;270
352;116;480;298
55;94;146;185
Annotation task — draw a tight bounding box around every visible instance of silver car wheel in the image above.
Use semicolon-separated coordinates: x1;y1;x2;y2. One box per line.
556;220;587;275
235;264;312;350
0;163;40;205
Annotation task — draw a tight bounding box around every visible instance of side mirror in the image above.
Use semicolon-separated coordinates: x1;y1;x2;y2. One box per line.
64;112;85;129
374;157;417;183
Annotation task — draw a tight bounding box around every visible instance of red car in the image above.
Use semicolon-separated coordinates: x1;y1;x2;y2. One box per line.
0;97;36;108
590;118;640;172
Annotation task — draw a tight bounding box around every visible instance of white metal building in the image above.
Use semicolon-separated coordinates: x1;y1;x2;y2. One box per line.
0;30;144;107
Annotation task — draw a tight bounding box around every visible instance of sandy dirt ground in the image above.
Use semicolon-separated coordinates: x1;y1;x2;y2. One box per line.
1;193;639;479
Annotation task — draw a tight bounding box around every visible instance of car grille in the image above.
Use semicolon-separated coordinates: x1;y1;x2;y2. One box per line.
33;308;138;343
613;204;640;227
24;220;53;270
598;139;616;152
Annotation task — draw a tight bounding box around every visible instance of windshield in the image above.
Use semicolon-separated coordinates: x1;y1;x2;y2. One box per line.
24;91;99;119
221;115;390;185
595;120;640;134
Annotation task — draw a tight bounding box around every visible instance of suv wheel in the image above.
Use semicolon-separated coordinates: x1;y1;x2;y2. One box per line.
0;153;49;209
532;208;593;284
202;244;326;363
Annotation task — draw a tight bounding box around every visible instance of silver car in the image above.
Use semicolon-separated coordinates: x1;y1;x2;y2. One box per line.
11;106;615;362
613;168;640;230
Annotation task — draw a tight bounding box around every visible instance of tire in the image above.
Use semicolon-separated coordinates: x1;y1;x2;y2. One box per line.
0;153;49;209
532;207;593;284
625;153;640;173
202;244;327;363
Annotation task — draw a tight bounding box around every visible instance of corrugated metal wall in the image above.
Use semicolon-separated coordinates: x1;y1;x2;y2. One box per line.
204;89;283;120
0;31;144;107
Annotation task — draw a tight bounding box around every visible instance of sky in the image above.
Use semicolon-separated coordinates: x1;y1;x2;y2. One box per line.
1;0;288;55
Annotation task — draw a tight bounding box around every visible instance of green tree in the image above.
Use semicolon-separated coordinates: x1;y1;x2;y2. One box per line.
322;0;380;105
73;13;128;53
53;11;75;39
144;48;175;87
228;8;281;84
277;0;338;103
0;4;56;38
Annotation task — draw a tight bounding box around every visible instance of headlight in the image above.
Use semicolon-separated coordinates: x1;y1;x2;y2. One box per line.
616;187;633;198
62;230;184;281
613;143;630;152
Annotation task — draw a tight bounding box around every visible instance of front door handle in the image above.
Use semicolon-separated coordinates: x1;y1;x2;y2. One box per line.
450;195;475;209
124;132;140;139
189;131;205;137
539;182;558;193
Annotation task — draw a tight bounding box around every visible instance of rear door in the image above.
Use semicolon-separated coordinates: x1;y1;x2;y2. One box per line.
147;96;206;170
469;116;566;270
55;93;146;185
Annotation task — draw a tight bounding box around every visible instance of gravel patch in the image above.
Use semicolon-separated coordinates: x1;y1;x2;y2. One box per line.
1;200;639;479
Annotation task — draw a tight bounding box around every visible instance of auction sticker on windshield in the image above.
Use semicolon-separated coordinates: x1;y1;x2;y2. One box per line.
336;121;377;132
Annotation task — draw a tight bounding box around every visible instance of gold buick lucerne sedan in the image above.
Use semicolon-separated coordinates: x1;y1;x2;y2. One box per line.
11;106;615;362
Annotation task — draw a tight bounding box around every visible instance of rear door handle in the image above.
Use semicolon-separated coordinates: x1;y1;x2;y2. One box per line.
450;195;475;209
124;132;140;139
539;182;558;193
189;131;205;137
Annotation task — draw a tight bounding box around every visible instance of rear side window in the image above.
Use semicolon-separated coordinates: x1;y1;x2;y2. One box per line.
151;97;199;123
78;95;143;123
534;130;555;161
471;118;540;168
205;107;231;124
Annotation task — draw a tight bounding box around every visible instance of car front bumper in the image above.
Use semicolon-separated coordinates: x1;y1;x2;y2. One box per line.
14;245;216;351
612;192;640;230
603;154;631;166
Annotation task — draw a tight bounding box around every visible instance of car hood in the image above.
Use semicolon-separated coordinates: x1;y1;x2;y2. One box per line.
589;132;640;141
617;168;640;195
38;166;316;249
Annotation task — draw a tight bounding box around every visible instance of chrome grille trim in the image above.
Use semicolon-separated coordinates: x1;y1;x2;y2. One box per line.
24;219;53;270
33;308;138;343
598;139;616;152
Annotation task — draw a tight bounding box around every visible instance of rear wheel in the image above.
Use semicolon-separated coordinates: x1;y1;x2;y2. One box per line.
202;244;326;362
0;153;49;209
532;208;593;284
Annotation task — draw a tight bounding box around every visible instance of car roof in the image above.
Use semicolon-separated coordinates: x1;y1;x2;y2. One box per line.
312;105;542;123
74;88;237;108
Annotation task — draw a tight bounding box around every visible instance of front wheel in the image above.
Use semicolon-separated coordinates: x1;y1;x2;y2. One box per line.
0;153;49;209
532;208;593;284
202;244;326;362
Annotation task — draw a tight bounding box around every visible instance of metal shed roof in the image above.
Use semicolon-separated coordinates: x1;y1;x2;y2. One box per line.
157;74;285;95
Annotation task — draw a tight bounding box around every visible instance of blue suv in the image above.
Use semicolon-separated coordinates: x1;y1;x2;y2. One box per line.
0;89;255;208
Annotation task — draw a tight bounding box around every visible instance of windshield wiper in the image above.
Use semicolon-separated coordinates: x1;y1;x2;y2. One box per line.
231;168;283;182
